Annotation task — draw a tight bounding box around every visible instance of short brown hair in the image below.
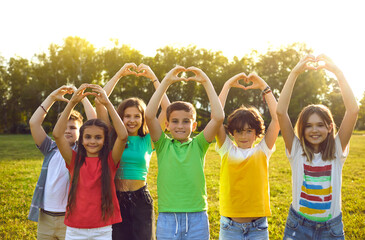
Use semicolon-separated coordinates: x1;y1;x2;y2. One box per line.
166;101;196;122
58;110;83;126
295;104;336;162
226;106;265;138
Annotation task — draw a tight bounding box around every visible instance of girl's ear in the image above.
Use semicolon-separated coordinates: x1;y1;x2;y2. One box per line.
328;123;334;133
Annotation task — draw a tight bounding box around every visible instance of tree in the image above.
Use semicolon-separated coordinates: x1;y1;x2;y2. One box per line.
357;91;365;130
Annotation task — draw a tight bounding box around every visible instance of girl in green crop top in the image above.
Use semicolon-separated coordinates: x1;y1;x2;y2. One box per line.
97;63;170;240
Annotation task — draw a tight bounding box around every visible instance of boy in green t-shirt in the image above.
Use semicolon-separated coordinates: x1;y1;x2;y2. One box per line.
145;66;224;239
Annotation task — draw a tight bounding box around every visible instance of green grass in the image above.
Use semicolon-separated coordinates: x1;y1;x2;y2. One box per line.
1;134;364;239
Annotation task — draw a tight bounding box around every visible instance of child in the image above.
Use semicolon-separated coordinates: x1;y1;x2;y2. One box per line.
28;85;96;239
276;54;359;239
98;63;170;240
53;84;128;239
145;66;224;239
215;72;280;239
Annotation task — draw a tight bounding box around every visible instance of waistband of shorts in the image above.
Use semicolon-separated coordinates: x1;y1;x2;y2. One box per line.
116;184;148;196
288;204;342;228
41;208;66;217
221;215;267;228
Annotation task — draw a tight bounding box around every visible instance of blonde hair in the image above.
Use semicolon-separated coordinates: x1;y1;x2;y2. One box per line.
295;104;336;162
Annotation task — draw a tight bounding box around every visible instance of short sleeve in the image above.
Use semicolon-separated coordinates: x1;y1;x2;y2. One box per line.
153;132;167;151
215;134;233;157
145;133;154;154
257;138;276;158
195;131;210;151
285;136;302;163
335;134;349;163
38;135;57;155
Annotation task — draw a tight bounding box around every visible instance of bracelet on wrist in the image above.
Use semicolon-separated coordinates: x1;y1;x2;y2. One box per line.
40;105;48;114
152;79;158;83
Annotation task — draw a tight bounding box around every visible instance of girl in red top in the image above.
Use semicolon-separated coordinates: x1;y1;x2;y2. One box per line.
53;84;128;240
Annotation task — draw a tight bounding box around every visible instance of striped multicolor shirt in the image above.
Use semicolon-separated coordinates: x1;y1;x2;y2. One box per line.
286;135;348;222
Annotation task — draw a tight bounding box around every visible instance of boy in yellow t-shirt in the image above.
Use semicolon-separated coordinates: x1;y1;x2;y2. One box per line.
215;73;280;239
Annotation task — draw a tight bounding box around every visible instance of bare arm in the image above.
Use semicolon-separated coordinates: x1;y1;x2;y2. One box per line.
316;54;359;151
29;86;74;146
246;73;280;150
103;63;138;96
276;55;316;154
187;67;224;143
92;85;128;165
137;64;171;130
145;66;187;142
216;73;247;147
53;84;93;165
81;97;97;120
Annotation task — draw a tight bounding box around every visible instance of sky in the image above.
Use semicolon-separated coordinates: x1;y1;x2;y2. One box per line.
1;0;364;101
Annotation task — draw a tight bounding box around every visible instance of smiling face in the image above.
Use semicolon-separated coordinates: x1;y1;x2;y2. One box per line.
304;113;333;152
82;125;105;157
232;123;257;149
166;110;197;143
122;106;143;136
64;119;81;146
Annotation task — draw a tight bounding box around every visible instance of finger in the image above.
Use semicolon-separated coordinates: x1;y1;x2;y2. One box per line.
60;97;70;103
302;54;316;62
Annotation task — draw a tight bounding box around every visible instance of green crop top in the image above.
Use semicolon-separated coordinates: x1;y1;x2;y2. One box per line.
116;133;154;180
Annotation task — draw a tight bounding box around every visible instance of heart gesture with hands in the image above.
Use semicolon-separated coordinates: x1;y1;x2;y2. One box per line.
50;85;76;103
163;66;188;84
136;63;158;81
70;84;99;104
118;63;138;77
245;73;269;91
225;72;248;90
186;66;210;84
89;85;111;106
293;54;341;75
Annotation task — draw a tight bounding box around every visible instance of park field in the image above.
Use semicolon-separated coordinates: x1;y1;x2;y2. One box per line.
0;134;364;239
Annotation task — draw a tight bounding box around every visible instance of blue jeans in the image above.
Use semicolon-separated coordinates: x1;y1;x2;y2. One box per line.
283;205;345;240
219;216;268;240
156;211;209;240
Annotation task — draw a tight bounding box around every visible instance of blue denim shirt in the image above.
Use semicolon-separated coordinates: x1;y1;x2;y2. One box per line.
28;136;75;222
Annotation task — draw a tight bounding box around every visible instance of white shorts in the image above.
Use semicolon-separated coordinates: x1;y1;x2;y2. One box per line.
65;225;112;240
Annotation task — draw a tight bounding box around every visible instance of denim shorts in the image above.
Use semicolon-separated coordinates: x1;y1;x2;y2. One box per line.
156;211;209;240
283;205;345;240
219;216;268;240
112;185;155;240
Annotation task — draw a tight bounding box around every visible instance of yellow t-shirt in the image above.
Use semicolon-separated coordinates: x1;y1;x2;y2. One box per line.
215;135;275;218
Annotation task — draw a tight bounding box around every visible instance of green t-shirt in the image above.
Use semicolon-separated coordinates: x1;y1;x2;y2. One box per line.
154;131;210;212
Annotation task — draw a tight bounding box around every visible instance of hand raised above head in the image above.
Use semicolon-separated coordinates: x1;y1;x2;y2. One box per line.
245;73;268;91
315;54;341;74
70;83;98;103
162;66;187;84
50;85;76;102
119;63;138;77
225;72;247;90
185;66;209;84
292;54;317;74
89;85;110;106
136;63;157;80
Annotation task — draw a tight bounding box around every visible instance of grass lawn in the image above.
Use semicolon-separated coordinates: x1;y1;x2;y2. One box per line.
0;134;364;239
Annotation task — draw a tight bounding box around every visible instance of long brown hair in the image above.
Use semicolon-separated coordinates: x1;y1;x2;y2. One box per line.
295;104;336;162
66;119;114;221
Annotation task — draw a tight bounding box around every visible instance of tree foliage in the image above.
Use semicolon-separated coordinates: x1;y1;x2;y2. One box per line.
0;38;362;133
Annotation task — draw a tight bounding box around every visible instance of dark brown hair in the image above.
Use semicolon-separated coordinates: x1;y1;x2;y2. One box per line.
116;98;147;137
66;119;114;221
226;105;265;138
166;101;196;122
295;104;336;162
